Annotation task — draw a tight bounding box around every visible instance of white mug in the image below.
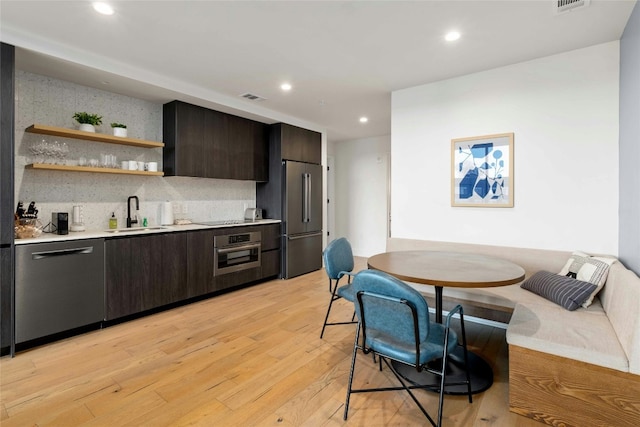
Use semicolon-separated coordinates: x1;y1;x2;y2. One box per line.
146;162;158;172
121;160;129;170
137;161;145;171
128;160;138;170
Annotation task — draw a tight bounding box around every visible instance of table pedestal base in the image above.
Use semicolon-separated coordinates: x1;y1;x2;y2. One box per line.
392;346;493;395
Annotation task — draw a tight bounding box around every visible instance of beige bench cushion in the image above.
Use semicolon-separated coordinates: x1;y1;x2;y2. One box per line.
506;300;629;373
599;262;640;374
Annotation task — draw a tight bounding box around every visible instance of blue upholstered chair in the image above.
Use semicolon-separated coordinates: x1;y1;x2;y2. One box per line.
320;237;357;338
343;270;472;426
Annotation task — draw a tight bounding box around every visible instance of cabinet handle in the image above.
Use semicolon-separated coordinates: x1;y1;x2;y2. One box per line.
303;172;311;223
287;232;323;240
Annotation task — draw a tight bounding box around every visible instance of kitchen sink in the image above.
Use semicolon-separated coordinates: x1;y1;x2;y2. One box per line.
104;226;169;233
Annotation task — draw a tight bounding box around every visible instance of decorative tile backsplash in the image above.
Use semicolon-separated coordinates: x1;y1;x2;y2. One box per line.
14;71;256;231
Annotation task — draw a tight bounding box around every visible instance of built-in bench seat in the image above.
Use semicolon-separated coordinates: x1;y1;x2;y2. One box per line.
386;238;640;426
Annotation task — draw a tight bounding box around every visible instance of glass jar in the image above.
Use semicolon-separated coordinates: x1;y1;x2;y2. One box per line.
15;218;43;239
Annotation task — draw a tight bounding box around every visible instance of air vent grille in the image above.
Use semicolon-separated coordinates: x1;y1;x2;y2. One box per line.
240;93;266;102
556;0;590;14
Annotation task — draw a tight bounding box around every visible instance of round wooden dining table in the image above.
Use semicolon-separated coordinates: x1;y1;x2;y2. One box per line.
367;250;525;394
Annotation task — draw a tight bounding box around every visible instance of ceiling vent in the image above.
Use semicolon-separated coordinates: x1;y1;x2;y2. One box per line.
555;0;590;14
239;92;267;102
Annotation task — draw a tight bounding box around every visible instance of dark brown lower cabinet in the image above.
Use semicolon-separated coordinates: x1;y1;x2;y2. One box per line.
186;229;215;298
261;249;281;278
256;223;280;252
105;238;138;319
215;267;261;291
141;233;187;310
105;233;187;321
106;223;281;321
256;223;281;280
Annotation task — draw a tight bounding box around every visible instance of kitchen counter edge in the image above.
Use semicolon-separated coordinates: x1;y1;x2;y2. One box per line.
14;219;282;245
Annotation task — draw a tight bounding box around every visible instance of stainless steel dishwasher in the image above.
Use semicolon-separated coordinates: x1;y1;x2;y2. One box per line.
15;238;105;343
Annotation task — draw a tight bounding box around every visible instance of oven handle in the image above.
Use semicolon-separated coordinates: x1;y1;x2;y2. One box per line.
215;242;261;254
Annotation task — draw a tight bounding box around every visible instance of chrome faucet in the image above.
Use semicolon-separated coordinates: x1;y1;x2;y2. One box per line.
127;195;139;228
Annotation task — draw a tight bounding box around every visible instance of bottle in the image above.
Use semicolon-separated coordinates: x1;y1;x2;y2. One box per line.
142;217;148;227
109;212;117;229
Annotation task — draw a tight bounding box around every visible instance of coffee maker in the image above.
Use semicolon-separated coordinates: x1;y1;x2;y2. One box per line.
51;212;69;235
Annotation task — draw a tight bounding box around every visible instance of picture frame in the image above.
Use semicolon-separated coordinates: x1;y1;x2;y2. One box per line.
451;132;514;207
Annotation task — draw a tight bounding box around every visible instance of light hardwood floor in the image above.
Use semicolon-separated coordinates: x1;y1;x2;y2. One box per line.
1;258;541;426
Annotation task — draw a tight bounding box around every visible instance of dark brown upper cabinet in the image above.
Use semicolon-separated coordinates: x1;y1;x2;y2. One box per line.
163;101;269;181
275;123;321;165
256;123;322;223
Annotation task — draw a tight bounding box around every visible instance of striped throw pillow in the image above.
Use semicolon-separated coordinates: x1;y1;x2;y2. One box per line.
521;271;597;311
559;251;616;308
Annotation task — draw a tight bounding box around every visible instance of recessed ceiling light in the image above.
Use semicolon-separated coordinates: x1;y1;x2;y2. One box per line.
280;83;292;91
359;117;368;123
445;31;461;42
93;2;114;15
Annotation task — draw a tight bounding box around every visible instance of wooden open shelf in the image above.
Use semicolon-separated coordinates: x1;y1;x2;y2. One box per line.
26;124;164;148
26;163;164;176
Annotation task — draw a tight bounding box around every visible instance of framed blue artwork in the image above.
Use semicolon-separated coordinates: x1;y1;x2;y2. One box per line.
451;133;514;207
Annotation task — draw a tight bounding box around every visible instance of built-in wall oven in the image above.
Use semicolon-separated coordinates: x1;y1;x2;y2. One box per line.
213;231;261;276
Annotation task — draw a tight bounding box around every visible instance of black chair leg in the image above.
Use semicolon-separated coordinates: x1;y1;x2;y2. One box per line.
384;358;438;426
436;311;472;426
459;312;473;403
437;356;447;427
343;322;361;420
321;278;358;339
320;279;339;338
437;320;452;426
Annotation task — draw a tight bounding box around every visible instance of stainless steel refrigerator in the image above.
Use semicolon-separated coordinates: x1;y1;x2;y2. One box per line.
282;160;323;278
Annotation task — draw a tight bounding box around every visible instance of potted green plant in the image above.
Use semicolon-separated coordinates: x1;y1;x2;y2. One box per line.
110;122;128;137
73;112;102;133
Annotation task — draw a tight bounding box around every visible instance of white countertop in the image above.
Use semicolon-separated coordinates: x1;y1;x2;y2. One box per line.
14;219;281;245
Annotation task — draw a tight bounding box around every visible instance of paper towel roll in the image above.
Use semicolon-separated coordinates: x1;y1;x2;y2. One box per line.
72;205;81;223
160;201;174;225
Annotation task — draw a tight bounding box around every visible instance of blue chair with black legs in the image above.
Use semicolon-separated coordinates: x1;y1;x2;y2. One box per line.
320;237;357;338
343;269;472;426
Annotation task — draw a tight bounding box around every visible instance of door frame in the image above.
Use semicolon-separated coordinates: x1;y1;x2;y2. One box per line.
326;155;335;245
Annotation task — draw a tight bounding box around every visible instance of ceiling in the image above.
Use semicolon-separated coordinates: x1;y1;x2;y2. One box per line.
0;0;636;142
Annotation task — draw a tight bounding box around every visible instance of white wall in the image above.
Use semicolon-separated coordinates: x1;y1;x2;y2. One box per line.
330;135;390;257
391;42;620;254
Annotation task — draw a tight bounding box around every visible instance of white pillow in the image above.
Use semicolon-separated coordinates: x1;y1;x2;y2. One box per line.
558;251;616;307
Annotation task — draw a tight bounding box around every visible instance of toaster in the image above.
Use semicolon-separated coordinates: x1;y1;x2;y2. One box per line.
244;208;263;221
